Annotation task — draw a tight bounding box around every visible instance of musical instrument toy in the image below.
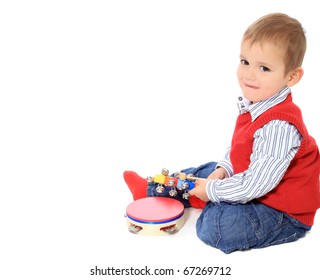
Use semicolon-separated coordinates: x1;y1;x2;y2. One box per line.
126;197;185;235
147;168;199;200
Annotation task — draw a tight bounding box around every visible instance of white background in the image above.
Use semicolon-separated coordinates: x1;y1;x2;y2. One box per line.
1;1;319;279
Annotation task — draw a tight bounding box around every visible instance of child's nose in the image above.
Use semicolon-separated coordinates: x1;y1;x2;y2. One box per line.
244;67;255;80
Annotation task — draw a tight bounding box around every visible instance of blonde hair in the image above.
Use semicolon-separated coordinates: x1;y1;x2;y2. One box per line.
242;13;306;75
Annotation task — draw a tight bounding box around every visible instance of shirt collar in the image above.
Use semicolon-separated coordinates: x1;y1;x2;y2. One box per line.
237;86;291;121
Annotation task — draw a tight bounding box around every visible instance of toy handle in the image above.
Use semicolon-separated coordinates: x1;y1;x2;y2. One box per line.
185;174;200;181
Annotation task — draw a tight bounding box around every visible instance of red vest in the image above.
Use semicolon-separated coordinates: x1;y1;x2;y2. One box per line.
230;94;320;226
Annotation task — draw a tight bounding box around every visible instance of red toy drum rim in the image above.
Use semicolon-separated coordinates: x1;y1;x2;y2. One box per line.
126;197;184;224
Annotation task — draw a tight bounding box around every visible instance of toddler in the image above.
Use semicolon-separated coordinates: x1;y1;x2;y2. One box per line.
124;13;320;253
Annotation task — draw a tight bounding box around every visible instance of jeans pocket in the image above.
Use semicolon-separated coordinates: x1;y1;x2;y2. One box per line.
244;202;309;249
245;202;286;240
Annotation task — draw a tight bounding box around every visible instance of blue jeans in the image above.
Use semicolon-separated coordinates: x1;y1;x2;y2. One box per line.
147;161;311;253
197;201;311;253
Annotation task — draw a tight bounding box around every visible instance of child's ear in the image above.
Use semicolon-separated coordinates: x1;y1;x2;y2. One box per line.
287;67;304;87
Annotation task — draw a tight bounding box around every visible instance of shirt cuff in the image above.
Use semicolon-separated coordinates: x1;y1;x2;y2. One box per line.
206;180;220;204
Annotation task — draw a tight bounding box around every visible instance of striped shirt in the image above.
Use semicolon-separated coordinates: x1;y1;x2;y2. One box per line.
206;87;302;204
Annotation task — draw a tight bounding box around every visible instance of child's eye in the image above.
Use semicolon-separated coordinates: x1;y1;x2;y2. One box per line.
260;66;270;72
240;59;249;65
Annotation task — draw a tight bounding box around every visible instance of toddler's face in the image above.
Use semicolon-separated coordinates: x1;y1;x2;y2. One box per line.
237;41;292;103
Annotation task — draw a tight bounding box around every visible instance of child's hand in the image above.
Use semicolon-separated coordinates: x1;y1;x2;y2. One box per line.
189;168;227;202
189;179;210;202
207;167;228;180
